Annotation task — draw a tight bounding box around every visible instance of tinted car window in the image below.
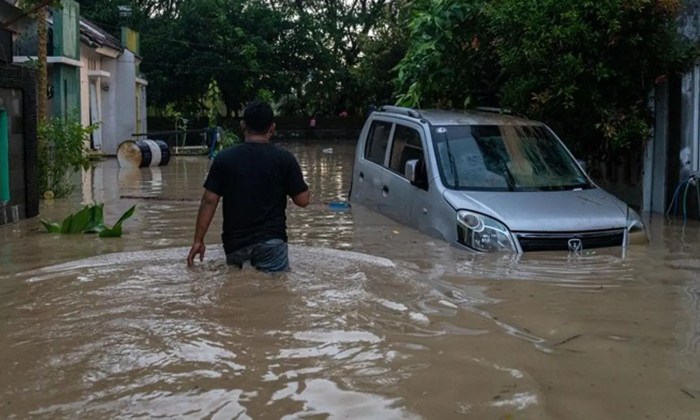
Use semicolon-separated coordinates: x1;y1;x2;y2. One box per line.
364;121;392;165
389;124;423;175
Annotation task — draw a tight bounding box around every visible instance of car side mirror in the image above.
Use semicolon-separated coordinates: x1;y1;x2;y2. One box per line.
405;159;418;182
405;159;427;189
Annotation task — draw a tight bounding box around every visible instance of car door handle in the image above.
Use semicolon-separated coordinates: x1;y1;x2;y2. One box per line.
359;171;364;179
382;185;389;195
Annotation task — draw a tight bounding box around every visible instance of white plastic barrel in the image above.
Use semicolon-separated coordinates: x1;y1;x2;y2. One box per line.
117;139;171;168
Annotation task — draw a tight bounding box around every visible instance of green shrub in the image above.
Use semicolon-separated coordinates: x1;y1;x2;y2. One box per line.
38;114;98;198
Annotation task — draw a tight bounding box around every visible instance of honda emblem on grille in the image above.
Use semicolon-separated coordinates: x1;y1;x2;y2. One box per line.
568;238;583;253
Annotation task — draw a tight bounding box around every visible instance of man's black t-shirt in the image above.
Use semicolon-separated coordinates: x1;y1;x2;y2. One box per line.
203;142;308;254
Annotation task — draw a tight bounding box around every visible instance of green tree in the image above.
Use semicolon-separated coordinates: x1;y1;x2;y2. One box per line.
351;0;412;110
271;0;401;115
394;0;498;108
486;0;693;156
395;0;695;155
136;0;288;114
77;0;410;117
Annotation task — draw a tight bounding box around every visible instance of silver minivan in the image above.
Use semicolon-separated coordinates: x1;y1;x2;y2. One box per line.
349;106;647;253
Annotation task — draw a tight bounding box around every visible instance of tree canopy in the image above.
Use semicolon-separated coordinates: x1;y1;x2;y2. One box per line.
77;0;405;118
76;0;697;153
394;0;695;154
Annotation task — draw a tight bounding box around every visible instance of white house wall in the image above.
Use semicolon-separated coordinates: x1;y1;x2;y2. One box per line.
111;49;137;155
136;79;147;135
94;48;145;155
79;44;94;127
100;55;119;154
643;84;669;213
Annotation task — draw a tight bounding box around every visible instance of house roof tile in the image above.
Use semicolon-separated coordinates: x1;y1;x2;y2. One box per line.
79;17;123;53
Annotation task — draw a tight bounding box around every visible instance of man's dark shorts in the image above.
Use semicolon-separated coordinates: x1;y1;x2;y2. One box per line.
225;238;289;272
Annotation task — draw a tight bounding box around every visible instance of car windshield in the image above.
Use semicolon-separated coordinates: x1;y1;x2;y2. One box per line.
432;124;591;191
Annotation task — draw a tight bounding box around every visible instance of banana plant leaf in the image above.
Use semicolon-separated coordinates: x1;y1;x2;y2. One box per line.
98;205;135;238
62;205;93;234
42;204;136;238
59;213;74;234
83;203;105;234
98;225;122;238
40;219;62;233
113;205;136;229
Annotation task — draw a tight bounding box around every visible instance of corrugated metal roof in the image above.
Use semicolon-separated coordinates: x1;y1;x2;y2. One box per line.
79;17;123;52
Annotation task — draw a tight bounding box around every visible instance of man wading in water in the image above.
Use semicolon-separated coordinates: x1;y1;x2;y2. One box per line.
187;101;310;271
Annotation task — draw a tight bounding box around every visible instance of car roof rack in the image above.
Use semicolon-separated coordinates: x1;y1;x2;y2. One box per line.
473;106;529;119
474;106;514;115
377;105;422;119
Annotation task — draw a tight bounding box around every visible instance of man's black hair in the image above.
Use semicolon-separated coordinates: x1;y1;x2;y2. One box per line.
244;100;274;134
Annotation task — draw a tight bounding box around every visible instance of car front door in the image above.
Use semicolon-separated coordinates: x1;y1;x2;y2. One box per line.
381;122;430;227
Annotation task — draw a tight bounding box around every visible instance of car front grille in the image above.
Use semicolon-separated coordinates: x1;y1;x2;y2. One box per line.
515;229;625;252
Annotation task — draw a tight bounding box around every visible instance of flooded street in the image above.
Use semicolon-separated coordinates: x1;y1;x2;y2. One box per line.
1;141;700;419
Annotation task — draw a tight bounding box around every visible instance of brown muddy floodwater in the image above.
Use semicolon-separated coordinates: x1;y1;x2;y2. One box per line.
1;141;700;419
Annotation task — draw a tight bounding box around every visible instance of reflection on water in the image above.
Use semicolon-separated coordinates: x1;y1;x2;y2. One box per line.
117;166;164;197
1;141;700;419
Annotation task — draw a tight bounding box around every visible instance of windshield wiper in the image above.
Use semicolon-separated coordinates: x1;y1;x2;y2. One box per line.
502;165;516;191
491;152;516;191
569;182;591;190
441;132;459;188
472;131;516;191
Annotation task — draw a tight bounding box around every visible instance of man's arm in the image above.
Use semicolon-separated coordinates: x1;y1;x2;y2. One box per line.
187;189;221;267
285;153;310;207
292;190;310;208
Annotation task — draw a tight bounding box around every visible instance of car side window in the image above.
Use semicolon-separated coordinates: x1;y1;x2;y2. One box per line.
364;121;392;165
389;124;424;175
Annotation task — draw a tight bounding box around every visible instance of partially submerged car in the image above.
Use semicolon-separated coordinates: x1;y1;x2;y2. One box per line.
349;106;647;253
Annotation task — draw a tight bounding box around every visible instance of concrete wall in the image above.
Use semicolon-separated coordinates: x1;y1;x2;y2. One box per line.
643;84;670;213
51;64;81;120
53;0;80;60
679;67;699;177
108;49;137;155
642;0;700;214
679;0;700;176
99;49;138;155
80;45;112;150
79;44;92;127
0;65;37;226
136;80;147;134
13;19;42;57
100;55;118;154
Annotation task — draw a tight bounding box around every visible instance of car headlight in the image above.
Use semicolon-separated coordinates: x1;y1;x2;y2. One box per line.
457;210;517;252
